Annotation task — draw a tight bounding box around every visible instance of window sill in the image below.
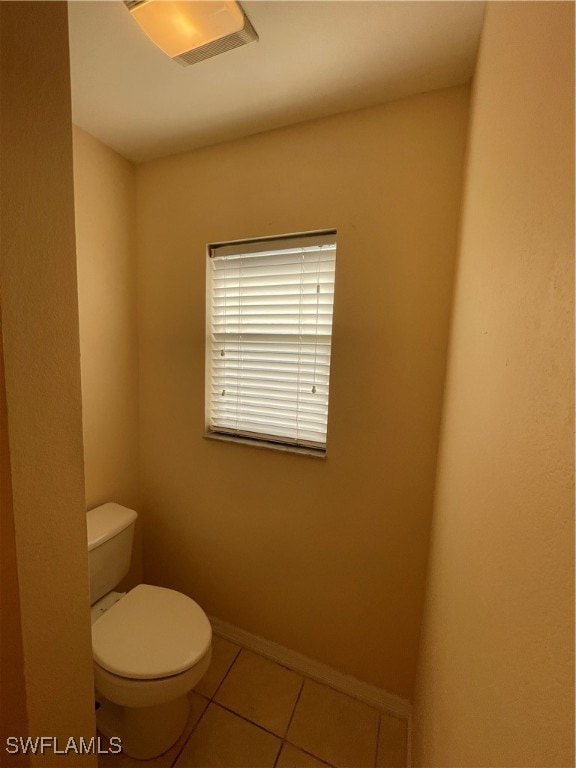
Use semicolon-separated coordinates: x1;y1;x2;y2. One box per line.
203;432;326;458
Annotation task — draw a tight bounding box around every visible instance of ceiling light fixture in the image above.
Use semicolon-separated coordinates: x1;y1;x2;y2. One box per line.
124;0;258;66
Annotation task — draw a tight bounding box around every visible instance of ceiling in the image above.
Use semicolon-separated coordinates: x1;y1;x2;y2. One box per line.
68;1;485;164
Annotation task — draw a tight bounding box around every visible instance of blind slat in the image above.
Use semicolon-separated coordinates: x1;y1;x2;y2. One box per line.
212;333;332;345
210;389;329;406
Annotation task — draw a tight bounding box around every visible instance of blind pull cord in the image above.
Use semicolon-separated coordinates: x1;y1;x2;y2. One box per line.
296;249;305;443
311;255;321;395
235;258;242;434
221;272;227;397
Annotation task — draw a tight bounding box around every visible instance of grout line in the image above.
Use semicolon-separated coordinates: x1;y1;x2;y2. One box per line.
205;685;338;768
272;739;283;768
170;695;210;768
374;710;382;768
282;676;305;739
211;700;286;742
406;709;412;768
282;739;338;767
209;674;338;768
273;740;284;768
210;642;242;701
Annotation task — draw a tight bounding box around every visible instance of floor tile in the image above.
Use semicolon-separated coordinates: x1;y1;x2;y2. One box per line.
97;691;208;768
376;713;408;768
194;635;241;698
215;650;303;736
174;703;280;767
286;681;379;768
277;743;334;767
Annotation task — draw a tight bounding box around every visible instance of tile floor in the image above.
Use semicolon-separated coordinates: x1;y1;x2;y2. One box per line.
98;635;408;768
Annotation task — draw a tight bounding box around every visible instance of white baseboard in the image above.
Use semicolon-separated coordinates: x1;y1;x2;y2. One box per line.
209;615;412;722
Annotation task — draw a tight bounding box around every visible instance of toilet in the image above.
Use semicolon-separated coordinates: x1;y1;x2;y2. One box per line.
87;502;212;760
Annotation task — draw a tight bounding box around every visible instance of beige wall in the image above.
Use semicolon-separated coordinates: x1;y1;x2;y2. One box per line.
0;3;96;764
73;126;139;513
413;3;575;766
0;15;27;763
136;85;469;699
0;308;29;767
72;126;142;586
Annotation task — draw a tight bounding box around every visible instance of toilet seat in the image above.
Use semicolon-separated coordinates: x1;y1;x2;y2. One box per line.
93;649;212;709
92;584;211;680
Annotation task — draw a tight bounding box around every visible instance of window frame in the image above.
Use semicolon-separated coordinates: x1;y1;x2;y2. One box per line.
204;229;337;456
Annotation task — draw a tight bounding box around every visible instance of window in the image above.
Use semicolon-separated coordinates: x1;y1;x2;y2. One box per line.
206;231;337;454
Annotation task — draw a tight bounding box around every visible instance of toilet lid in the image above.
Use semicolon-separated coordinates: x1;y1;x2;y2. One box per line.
92;584;212;680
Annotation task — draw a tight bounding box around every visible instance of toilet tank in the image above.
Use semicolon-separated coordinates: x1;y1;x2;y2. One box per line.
87;503;137;604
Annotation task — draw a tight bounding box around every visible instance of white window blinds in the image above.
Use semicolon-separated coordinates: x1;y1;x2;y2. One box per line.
207;232;336;452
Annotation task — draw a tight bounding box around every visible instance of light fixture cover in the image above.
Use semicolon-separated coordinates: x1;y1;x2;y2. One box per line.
125;0;257;66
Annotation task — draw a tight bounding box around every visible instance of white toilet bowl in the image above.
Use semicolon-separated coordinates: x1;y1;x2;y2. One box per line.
91;583;212;759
